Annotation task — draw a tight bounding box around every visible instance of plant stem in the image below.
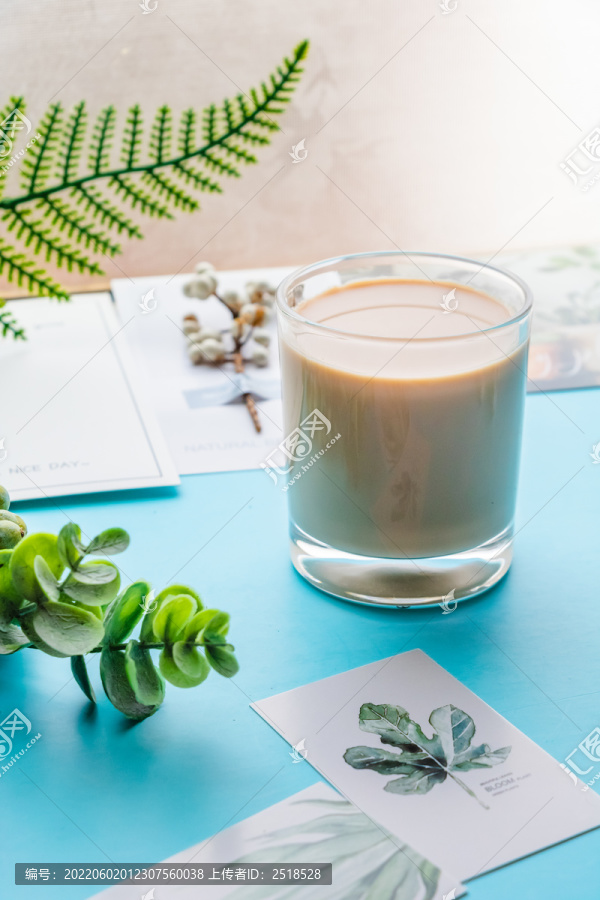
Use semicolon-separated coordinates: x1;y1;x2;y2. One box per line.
193;291;260;431
447;772;490;810
233;349;261;433
88;641;165;653
213;290;235;317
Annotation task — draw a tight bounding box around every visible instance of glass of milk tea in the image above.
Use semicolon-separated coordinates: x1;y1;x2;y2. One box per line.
275;251;532;608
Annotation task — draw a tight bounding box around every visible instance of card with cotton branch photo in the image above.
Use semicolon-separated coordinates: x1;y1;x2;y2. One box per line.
182;262;276;432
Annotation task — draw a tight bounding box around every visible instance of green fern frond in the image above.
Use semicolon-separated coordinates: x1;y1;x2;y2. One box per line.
0;238;69;299
201;151;241;178
0;96;26;130
59;101;87;183
222;97;237;133
0;303;26;339
142;171;198;211
37;196;122;255
150;105;172;164
89;105;116;175
0;96;26;199
234;128;270;147
110;174;173;218
220;140;257;165
71;185;143;239
172;162;221;194
121;104;143;168
178;108;197;156
2;207;103;274
251;112;281;132
20;102;63;193
236;94;251;120
202;104;218;144
0;39;310;338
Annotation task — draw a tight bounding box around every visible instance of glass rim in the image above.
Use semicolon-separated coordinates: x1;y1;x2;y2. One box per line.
276;250;533;343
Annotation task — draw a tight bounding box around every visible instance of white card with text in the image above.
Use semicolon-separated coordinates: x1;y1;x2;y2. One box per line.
89;782;464;900
253;650;600;881
0;293;179;500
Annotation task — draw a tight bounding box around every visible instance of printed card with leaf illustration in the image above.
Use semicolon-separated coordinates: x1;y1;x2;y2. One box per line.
253;650;600;882
89;782;464;900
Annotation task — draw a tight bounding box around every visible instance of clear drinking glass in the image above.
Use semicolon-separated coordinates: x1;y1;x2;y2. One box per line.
275;251;533;608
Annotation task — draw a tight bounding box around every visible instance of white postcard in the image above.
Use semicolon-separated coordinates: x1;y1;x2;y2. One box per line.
253;650;600;882
89;782;464;900
111;269;293;476
494;243;600;392
0;293;179;500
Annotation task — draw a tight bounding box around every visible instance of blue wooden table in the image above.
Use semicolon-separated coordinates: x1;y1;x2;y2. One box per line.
2;386;600;900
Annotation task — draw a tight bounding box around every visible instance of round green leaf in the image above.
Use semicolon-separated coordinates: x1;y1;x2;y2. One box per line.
32;601;104;655
85;604;103;619
84;528;130;556
20;614;69;658
103;581;150;646
140;584;202;641
70;561;119;585
33;555;61;603
10;533;64;602
100;647;161;720
204;611;230;636
204;642;239;678
0;624;28;655
152;595;196;644
159;644;208;688
172;641;210;686
57;523;84;569
158;584;202;606
62;562;121;607
182;609;222;642
125;640;165;707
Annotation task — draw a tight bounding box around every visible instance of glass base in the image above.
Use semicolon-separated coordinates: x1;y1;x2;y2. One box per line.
289;522;513;608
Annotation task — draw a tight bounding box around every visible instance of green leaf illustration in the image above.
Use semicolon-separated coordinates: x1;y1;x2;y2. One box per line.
0;41;309;338
229;796;442;900
344;702;511;810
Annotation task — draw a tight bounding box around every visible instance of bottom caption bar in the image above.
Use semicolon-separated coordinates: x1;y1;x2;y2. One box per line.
16;864;333;886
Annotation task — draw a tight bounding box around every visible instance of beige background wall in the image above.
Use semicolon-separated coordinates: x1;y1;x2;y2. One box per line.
1;0;600;291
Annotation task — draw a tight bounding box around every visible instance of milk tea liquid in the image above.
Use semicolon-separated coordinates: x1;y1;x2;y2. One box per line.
279;279;528;559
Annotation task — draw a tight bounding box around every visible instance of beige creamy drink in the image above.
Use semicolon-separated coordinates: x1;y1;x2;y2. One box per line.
279;279;528;559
